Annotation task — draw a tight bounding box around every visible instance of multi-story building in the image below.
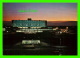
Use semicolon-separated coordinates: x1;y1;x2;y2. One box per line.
12;18;50;34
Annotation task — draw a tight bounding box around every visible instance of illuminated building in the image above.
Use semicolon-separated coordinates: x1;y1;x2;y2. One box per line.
22;40;40;44
12;18;47;27
12;18;50;33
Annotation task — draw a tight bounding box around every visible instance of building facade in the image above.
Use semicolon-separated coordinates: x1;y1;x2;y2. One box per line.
12;18;47;28
12;18;50;34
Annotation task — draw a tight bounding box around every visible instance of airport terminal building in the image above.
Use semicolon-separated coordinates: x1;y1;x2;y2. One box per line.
12;18;47;28
12;18;50;34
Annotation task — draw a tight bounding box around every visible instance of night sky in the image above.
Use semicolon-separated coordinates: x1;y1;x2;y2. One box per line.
3;3;77;21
